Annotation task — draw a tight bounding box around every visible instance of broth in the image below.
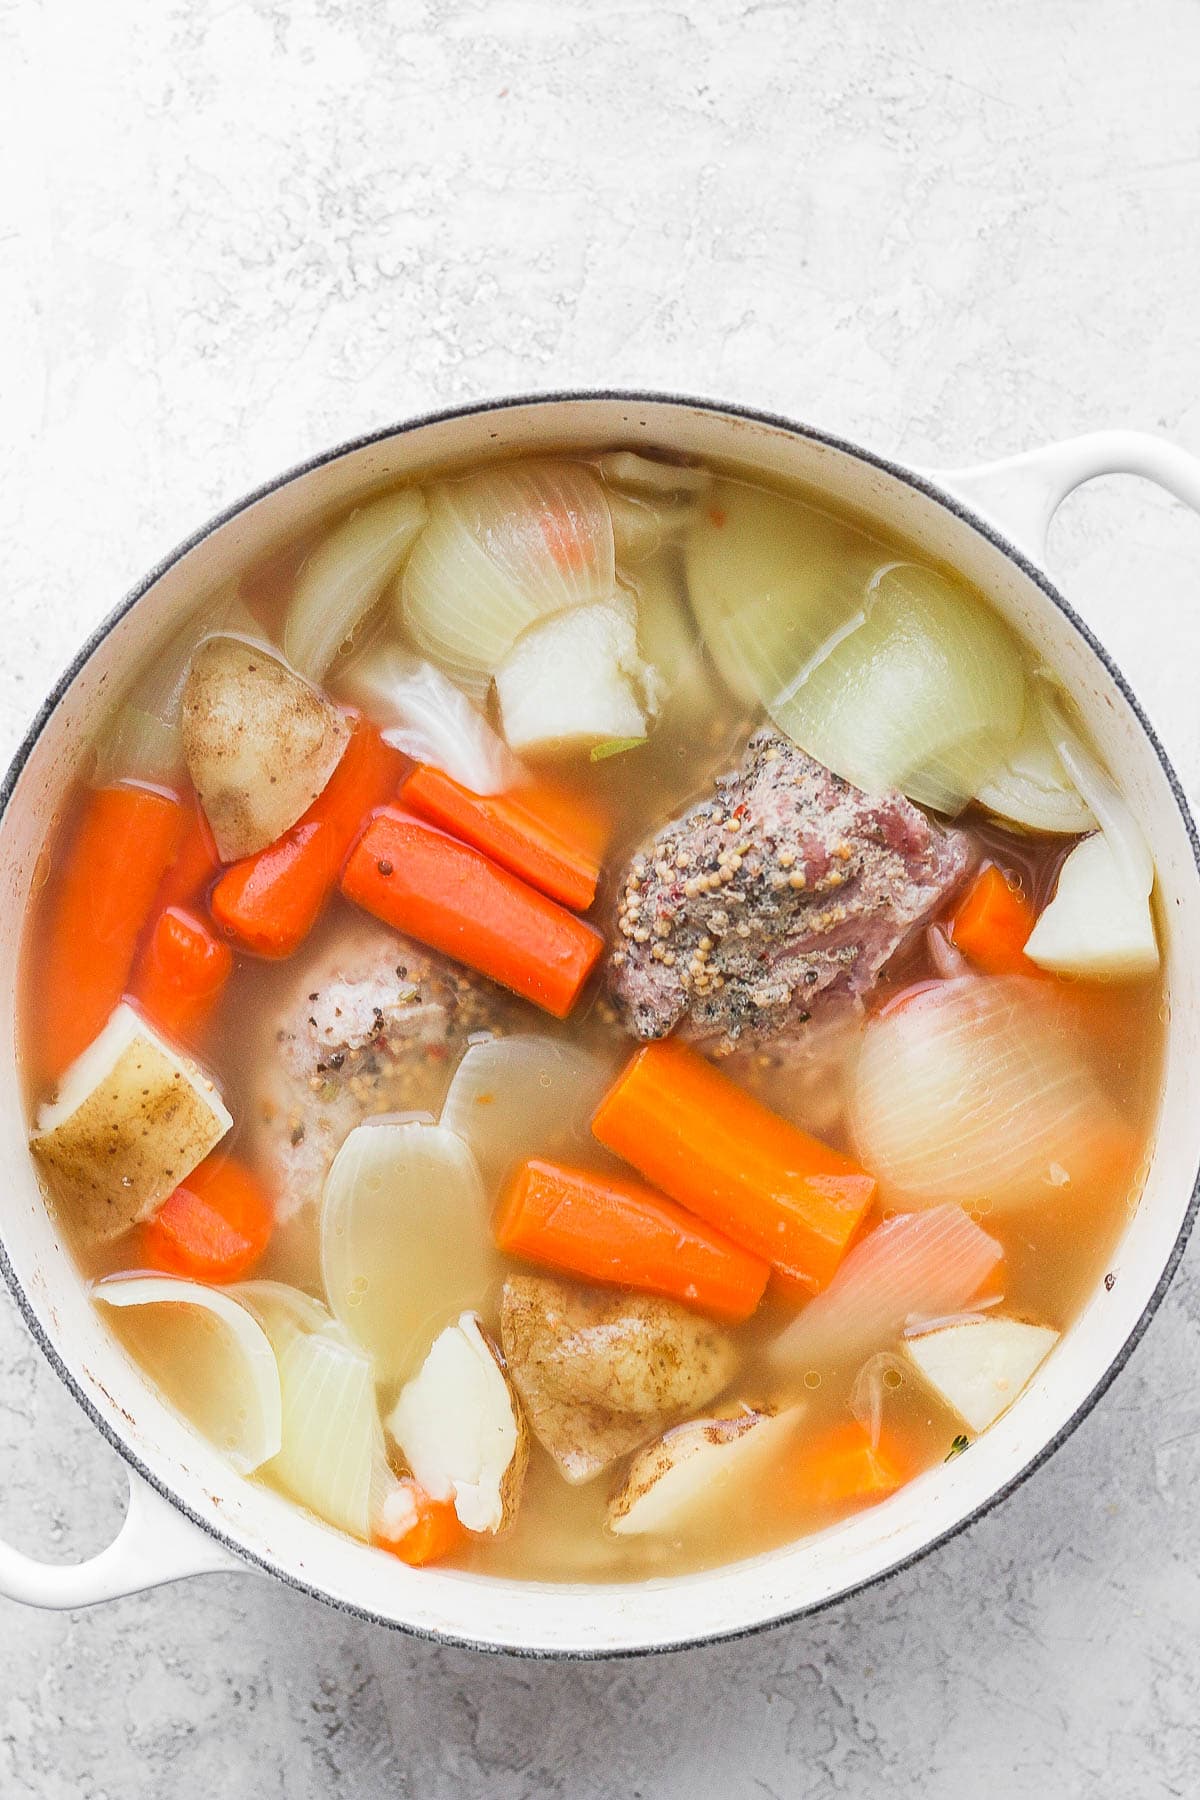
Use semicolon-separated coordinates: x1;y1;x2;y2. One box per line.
20;449;1165;1582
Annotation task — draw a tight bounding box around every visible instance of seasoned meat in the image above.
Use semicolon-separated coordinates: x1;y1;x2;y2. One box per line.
259;923;513;1220
500;1274;738;1486
608;730;973;1054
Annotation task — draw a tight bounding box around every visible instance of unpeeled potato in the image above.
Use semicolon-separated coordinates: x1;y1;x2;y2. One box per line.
500;1275;738;1485
182;635;349;859
31;1004;233;1243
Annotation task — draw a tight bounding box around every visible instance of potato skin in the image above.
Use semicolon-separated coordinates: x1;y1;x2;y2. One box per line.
479;1323;530;1533
182;636;350;859
607;1404;800;1536
500;1275;738;1486
32;1022;231;1242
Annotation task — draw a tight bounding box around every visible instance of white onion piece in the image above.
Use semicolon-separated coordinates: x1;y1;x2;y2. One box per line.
769;1206;1002;1375
270;1328;396;1539
850;977;1116;1211
772;564;1026;814
400;460;616;693
1038;688;1154;899
229;1279;351;1354
320;1119;494;1382
685;480;880;708
849;1350;909;1451
284;488;427;681
93;1274;281;1474
339;645;522;794
976;700;1094;834
598;451;713;496
441;1035;610;1195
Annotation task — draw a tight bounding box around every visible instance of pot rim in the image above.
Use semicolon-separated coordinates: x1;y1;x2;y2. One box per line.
3;387;1198;1660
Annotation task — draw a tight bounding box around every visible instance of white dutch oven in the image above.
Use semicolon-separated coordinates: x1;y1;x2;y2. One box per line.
1;396;1198;1657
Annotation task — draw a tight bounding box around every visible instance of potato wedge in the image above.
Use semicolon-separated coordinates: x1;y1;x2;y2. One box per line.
500;1274;738;1485
182;634;350;859
608;1403;803;1537
905;1315;1060;1434
32;1003;233;1242
386;1312;528;1533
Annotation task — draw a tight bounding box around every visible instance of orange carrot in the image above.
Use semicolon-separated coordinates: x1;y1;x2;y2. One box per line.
400;765;605;911
341;808;604;1019
592;1040;877;1297
36;783;184;1082
128;906;234;1043
494;1156;769;1323
153;797;222;910
141;1156;273;1283
375;1479;465;1567
794;1423;904;1513
950;863;1039;976
211;721;405;957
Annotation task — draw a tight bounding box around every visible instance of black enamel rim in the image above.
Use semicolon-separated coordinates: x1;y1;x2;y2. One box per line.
2;389;1198;1661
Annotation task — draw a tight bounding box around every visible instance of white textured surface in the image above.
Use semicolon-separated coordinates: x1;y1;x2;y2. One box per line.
3;1;1200;1793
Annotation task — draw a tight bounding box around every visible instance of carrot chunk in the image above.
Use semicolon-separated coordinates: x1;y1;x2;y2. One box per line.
400;764;605;911
153;797;222;911
341;808;604;1019
950;863;1039;976
793;1423;905;1513
592;1040;876;1296
375;1479;465;1567
35;783;184;1082
141;1156;273;1283
494;1156;769;1323
211;721;405;958
129;906;234;1043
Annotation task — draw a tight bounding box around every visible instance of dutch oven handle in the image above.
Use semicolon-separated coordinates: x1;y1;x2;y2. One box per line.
0;1468;245;1610
926;429;1200;560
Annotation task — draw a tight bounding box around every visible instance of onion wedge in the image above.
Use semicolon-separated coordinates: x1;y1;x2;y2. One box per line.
270;1329;397;1539
771;563;1026;814
320;1120;493;1381
93;1274;281;1474
399;460;616;694
768;1206;1002;1375
850;976;1118;1211
284;488;428;680
339;646;523;795
440;1035;609;1195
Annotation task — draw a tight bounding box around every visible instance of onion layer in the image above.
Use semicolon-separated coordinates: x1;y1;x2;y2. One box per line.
93;1274;281;1474
320;1119;494;1382
771;563;1026;814
440;1035;610;1195
769;1205;1002;1374
270;1328;395;1539
399;460;616;693
850;976;1117;1211
338;646;522;794
976;697;1094;834
685;480;879;709
284;488;427;680
233;1280;399;1539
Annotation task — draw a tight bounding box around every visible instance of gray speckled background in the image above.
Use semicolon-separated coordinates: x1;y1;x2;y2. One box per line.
4;2;1200;1794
